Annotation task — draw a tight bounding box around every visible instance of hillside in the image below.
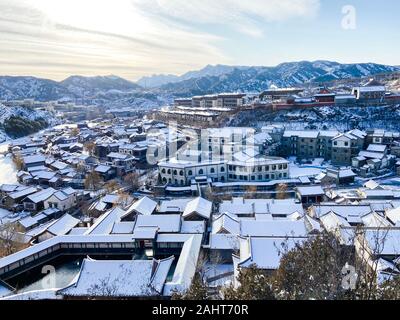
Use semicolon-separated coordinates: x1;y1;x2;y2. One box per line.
0;61;398;107
0;103;59;141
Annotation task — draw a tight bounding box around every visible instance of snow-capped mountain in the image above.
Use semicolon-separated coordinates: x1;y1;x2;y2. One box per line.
0;61;398;105
60;75;141;97
0;76;72;101
137;64;249;88
156;61;400;96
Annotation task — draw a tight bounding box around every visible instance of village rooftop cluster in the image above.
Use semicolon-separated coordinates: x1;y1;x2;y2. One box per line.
1;78;400;299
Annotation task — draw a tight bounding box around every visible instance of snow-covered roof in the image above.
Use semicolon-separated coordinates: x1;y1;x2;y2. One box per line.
212;213;240;235
364;180;381;190
296;186;325;196
45;214;80;236
95;165;112;173
209;234;239;250
180;221;206;234
359;151;385;160
25;188;56;204
283;131;319;139
9;187;37;200
101;194;120;204
159;199;192;213
362;212;392;228
111;222;135;235
59;257;174;297
163;235;203;295
23;154;46;165
240;219;308;238
134;215;181;233
364;229;400;256
313;204;372;219
367;144;387;153
182;197;212;220
237;237;306;270
124;197;157;216
85;207;126;235
219;198;303;216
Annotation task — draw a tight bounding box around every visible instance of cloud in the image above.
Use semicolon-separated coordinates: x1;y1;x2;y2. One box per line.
153;0;320;37
0;0;320;80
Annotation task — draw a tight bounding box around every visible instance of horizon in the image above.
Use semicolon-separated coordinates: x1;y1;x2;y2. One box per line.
1;0;400;81
1;59;398;83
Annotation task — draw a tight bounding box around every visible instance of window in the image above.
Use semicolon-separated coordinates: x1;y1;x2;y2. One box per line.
188;170;193;176
167;169;171;174
179;170;184;176
345;142;349;147
251;176;255;181
334;141;338;146
198;169;204;175
173;170;177;175
258;175;263;180
220;167;225;172
210;168;215;174
161;169;166;174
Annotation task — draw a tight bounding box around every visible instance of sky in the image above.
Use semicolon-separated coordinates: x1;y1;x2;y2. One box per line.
0;0;399;81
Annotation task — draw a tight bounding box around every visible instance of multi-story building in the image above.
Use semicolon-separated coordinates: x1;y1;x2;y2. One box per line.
352;80;386;104
174;98;192;107
281;131;319;159
159;152;289;186
331;130;366;166
215;93;246;108
318;131;340;160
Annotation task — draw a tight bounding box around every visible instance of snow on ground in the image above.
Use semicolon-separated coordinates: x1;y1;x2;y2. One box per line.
0;155;18;184
289;163;324;178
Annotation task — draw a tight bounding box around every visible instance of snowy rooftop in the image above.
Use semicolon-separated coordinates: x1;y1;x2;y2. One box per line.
59;257;174;297
134;215;181;233
124;196;157;216
240;219;308;238
182;197;212;220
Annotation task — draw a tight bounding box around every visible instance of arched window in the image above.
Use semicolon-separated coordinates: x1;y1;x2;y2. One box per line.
173;170;178;175
188;170;193;176
220;167;225;172
167;169;171;174
162;177;167;183
199;169;204;175
210;168;215;174
179;170;184;176
161;169;166;174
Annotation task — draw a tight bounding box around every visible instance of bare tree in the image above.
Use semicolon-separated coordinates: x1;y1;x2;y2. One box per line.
84;142;96;156
124;172;140;191
12;154;24;171
0;223;28;257
84;171;103;191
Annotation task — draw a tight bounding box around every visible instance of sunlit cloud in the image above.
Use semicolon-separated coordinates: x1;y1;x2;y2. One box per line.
0;0;320;80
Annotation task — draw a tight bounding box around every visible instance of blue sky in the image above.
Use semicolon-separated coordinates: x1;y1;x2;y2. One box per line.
0;0;399;80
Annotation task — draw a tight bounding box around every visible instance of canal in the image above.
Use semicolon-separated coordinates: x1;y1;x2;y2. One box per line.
5;252;178;293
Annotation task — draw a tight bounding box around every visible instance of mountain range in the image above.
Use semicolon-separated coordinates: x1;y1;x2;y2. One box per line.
0;61;398;104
